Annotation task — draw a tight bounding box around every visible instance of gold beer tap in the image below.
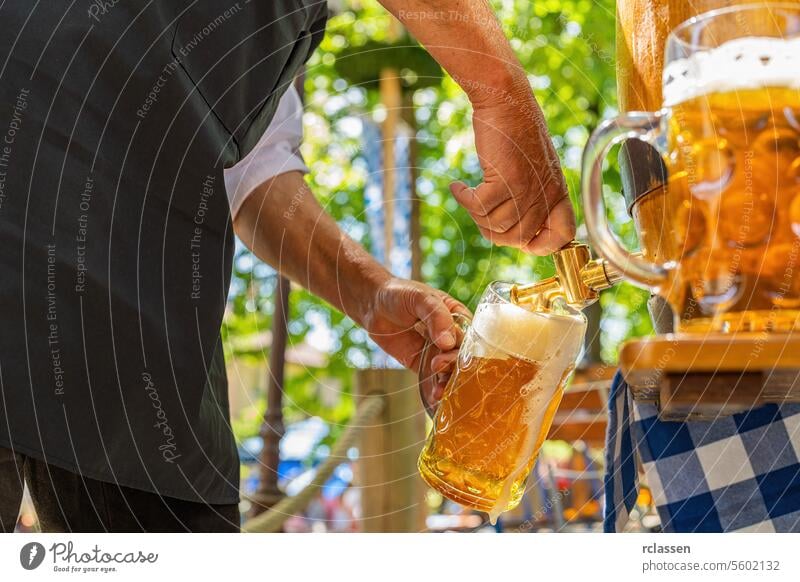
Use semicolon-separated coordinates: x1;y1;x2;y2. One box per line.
511;241;632;311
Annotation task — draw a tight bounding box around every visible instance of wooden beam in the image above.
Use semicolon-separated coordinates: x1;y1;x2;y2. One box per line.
547;420;607;446
559;388;606;412
355;368;427;532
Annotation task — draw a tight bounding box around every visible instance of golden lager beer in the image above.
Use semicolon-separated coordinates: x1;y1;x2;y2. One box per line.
418;283;585;523
663;84;800;332
584;4;800;333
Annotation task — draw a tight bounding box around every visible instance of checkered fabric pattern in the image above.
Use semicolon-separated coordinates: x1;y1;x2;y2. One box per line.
604;372;800;532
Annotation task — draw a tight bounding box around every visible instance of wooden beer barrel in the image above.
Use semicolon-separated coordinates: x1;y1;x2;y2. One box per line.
616;0;800;112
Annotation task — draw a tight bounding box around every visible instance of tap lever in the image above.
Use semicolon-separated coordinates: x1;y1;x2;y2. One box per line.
512;241;626;310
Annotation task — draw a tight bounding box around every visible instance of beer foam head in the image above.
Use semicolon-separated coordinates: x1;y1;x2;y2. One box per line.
663;37;800;106
470;302;586;367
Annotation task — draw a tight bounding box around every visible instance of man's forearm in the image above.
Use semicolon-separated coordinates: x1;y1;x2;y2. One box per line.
233;171;391;327
381;0;575;255
380;0;530;103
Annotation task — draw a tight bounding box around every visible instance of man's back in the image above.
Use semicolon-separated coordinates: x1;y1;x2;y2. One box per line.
0;0;325;504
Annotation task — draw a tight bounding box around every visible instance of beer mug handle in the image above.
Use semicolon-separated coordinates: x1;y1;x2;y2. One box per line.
417;312;472;419
581;111;673;289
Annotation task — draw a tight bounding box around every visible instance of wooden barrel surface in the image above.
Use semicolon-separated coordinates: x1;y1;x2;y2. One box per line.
615;0;800;113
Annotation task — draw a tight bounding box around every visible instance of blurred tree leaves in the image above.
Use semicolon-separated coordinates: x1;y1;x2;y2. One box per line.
224;0;653;438
334;35;444;89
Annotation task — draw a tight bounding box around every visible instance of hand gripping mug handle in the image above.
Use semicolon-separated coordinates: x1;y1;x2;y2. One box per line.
417;312;472;419
581;111;672;289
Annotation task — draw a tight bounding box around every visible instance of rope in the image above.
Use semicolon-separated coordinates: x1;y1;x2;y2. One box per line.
242;394;385;533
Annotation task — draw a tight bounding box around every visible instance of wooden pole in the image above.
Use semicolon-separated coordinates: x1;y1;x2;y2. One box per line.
402;91;422;282
249;275;291;519
379;17;404;269
249;73;306;520
355;368;427;532
379;73;401;267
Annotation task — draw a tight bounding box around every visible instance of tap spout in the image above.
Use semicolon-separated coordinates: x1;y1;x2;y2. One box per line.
511;241;631;310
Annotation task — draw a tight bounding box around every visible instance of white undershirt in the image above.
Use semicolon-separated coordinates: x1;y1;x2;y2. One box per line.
223;86;309;219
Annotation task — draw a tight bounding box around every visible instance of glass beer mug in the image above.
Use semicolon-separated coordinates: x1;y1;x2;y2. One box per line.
583;3;800;333
417;282;586;522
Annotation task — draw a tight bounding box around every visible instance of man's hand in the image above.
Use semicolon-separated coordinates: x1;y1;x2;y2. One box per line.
451;84;576;255
362;277;470;372
379;0;577;254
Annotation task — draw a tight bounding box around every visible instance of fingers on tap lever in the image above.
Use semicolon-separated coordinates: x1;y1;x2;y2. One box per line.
449;179;576;256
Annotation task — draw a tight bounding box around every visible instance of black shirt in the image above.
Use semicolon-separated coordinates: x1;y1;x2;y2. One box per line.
0;0;326;503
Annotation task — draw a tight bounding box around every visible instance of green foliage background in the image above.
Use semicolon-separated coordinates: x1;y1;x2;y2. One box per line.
224;0;654;441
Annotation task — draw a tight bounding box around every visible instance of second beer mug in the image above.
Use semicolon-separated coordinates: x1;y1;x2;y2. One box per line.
417;282;586;522
583;3;800;333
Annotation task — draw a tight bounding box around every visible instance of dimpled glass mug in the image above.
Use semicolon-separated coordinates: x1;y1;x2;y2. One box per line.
583;3;800;334
417;282;586;523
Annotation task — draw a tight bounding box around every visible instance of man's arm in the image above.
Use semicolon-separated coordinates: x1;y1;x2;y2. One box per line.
227;87;464;392
381;0;528;103
233;170;468;373
380;0;575;254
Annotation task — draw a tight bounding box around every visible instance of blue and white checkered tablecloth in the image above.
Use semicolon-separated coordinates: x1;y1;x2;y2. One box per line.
604;372;800;532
